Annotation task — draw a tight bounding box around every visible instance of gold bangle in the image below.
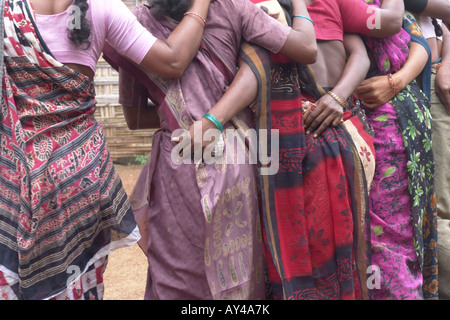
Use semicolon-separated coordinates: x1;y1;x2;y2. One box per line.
327;91;346;109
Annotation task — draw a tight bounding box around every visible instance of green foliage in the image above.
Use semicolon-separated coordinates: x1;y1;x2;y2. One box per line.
134;154;149;165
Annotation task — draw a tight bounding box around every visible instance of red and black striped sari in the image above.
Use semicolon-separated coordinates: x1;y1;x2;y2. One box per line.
240;44;374;300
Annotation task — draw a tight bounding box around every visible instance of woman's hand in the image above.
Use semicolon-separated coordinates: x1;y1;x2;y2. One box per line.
172;118;219;161
139;0;212;78
356;74;400;109
357;42;428;109
303;94;344;137
436;63;450;115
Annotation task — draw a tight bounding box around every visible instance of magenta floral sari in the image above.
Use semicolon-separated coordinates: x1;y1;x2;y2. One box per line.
362;0;438;300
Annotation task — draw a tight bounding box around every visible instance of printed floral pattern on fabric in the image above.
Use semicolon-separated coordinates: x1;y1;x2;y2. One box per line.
0;0;138;300
361;0;438;300
244;45;372;300
366;101;423;300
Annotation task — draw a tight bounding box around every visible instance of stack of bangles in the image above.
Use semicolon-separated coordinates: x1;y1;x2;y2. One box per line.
436;61;450;73
387;73;399;95
327;91;347;109
293;14;314;25
184;11;207;28
203;113;223;132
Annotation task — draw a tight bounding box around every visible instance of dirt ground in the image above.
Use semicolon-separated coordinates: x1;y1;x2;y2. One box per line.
103;164;148;300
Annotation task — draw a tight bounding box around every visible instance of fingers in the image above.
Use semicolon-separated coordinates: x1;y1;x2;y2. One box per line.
313;115;339;137
172;131;193;160
172;122;224;162
332;115;343;127
356;78;377;95
304;96;343;136
305;107;329;135
304;100;329;130
302;101;315;124
171;135;182;143
356;83;372;95
436;87;450;114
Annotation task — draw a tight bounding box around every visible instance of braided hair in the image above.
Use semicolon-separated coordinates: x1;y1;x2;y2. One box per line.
149;0;193;21
431;18;443;37
68;0;91;49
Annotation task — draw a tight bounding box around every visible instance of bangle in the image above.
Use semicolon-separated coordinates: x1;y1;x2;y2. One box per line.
437;62;450;73
387;73;399;95
203;113;223;132
327;91;347;109
184;11;207;28
293;14;314;25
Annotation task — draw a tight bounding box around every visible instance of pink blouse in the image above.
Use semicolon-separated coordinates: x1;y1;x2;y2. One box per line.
34;0;157;72
419;15;442;40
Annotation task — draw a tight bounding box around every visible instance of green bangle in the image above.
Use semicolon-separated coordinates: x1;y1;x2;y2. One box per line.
203;113;223;132
293;14;314;25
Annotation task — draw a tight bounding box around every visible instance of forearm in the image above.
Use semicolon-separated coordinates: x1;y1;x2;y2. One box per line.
440;23;450;62
139;0;211;78
207;60;258;126
279;0;317;64
435;23;450;114
369;0;405;37
331;36;371;102
421;0;450;19
393;42;429;90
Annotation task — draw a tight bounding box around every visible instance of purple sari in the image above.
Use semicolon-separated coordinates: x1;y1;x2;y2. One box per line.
103;0;293;299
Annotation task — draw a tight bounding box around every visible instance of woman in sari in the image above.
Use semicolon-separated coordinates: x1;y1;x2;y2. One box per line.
249;0;405;300
105;0;317;300
427;19;450;300
423;17;450;300
356;0;439;300
407;0;450;299
432;23;450;300
0;0;214;300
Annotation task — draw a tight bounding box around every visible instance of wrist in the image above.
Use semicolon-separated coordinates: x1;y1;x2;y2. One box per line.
203;112;224;132
188;0;211;18
327;90;348;109
391;72;404;93
437;61;450;73
201;117;216;132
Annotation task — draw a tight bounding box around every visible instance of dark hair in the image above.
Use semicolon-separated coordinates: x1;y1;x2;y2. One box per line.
432;18;443;37
68;0;91;49
277;0;293;26
149;0;193;21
